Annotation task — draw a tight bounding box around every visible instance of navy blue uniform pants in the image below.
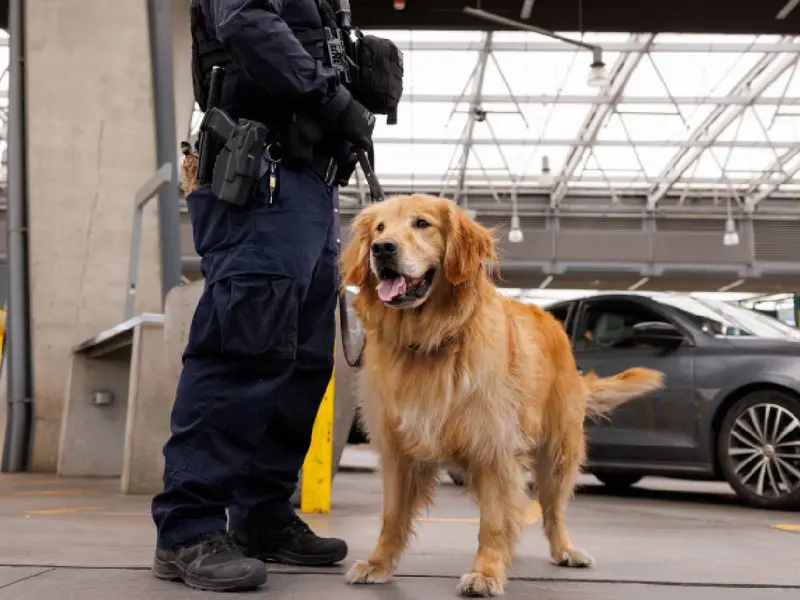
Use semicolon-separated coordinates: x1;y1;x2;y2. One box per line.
151;165;339;549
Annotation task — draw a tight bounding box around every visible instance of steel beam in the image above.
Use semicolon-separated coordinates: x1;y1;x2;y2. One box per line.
372;137;800;149
351;173;800;187
741;147;800;197
392;40;800;54
744;150;800;211
183;92;800;109
162;36;800;56
550;34;654;207
394;93;800;105
450;32;493;204
646;48;800;210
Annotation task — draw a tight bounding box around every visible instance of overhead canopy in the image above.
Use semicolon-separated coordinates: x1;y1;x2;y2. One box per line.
171;28;800;215
355;0;800;34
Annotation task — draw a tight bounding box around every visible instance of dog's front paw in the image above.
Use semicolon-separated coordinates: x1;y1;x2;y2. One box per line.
457;572;505;597
345;559;393;585
554;547;594;568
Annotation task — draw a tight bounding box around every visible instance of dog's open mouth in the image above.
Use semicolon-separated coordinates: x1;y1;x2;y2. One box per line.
376;268;436;305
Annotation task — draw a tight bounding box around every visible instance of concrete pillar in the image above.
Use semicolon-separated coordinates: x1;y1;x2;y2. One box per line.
171;0;195;146
21;0;166;472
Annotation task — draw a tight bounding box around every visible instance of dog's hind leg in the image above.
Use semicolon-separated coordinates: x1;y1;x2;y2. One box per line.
534;421;594;568
457;461;527;597
346;453;438;585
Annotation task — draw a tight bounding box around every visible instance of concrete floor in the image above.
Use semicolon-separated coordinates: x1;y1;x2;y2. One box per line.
0;451;798;599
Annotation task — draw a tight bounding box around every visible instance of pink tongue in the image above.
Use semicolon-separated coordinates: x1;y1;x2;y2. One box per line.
377;277;407;302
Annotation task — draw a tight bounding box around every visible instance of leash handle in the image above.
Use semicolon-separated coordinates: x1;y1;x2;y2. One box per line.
356;148;384;203
339;292;363;368
339;147;384;368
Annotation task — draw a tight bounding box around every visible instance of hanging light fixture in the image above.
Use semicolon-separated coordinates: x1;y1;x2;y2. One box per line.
587;47;609;88
508;214;524;243
538;155;554;187
462;8;609;91
723;216;740;246
393;0;406;9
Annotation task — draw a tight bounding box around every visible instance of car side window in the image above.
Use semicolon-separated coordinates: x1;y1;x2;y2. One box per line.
574;300;671;352
548;303;573;331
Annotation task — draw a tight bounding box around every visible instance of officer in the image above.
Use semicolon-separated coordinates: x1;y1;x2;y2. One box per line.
150;0;377;592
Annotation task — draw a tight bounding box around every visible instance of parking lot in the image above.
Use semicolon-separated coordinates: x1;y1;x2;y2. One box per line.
0;450;797;599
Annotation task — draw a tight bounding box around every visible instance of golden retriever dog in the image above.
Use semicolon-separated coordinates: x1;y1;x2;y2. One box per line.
339;193;664;597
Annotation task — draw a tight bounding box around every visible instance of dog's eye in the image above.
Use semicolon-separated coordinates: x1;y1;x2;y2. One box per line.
376;222;384;233
413;218;430;229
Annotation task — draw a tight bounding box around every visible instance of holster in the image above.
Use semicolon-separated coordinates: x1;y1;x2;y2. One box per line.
200;107;270;207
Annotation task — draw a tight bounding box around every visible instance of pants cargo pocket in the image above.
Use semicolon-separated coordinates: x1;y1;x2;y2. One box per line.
216;274;299;358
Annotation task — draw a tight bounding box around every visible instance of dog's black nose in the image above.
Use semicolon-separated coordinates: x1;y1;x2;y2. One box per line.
371;239;398;258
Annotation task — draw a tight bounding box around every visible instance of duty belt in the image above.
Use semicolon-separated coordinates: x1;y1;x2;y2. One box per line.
308;153;338;187
268;144;337;188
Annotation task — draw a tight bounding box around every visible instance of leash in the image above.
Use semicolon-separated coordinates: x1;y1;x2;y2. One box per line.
338;147;384;368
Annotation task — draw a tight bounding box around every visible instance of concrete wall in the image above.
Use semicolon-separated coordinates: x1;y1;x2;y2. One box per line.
0;0;193;472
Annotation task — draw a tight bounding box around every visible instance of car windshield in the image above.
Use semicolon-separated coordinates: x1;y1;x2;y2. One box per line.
654;295;800;340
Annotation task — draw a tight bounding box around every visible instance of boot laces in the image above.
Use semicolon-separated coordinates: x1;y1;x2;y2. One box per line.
202;532;238;555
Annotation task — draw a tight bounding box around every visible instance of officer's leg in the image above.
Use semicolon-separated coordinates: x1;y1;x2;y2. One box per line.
228;181;346;565
150;183;307;591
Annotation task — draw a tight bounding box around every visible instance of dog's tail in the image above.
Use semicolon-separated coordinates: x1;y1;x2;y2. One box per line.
582;367;664;417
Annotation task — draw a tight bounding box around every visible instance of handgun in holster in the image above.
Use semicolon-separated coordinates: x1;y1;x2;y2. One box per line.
196;65;270;207
201;108;270;207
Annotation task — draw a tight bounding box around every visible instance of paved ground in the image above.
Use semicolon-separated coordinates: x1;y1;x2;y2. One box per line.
0;450;798;599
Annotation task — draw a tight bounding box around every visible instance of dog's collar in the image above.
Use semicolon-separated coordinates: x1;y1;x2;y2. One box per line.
407;336;458;355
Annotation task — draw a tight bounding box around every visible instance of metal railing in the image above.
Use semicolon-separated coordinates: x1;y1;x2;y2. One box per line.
125;162;173;320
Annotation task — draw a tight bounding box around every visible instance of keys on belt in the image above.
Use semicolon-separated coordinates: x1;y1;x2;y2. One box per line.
258;145;338;203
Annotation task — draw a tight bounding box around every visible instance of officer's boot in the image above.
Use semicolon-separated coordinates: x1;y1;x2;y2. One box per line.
233;516;348;566
153;531;268;592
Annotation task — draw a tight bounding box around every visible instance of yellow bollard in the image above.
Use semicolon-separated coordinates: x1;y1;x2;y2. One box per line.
300;363;335;514
0;309;6;359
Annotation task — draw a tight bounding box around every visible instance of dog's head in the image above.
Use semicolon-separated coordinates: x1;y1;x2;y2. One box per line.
341;194;497;309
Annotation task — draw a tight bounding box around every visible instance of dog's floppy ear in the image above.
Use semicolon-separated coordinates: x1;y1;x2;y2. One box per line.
443;202;497;286
340;209;374;290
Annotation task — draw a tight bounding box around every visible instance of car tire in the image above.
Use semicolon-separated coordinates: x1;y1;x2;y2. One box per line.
717;390;800;510
347;407;369;445
593;472;642;490
447;469;466;486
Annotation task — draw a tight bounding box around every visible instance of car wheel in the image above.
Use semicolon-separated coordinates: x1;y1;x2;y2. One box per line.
593;472;642;490
718;391;800;510
347;406;369;445
447;469;466;486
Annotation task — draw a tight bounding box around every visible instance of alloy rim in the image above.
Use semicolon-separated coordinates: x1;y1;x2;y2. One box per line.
727;402;800;500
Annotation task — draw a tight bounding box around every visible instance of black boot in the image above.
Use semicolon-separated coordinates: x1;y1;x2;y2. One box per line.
234;516;348;566
153;531;268;592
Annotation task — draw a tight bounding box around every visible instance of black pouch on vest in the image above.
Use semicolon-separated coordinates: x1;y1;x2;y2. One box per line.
352;33;404;116
284;114;324;167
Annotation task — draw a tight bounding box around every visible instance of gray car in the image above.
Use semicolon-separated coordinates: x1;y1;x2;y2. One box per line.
538;292;800;510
